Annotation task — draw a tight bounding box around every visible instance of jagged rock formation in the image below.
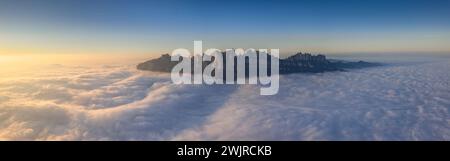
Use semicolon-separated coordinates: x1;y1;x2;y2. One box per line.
279;52;339;73
137;52;380;74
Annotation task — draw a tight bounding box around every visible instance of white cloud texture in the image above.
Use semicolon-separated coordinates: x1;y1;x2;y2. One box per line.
0;60;449;140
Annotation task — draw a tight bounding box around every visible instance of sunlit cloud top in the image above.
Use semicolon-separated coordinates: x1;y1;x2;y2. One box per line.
1;0;450;55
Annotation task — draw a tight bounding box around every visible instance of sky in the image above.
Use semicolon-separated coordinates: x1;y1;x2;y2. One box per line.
1;0;450;56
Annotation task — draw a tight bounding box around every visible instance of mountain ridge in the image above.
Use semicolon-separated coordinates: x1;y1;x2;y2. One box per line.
137;52;381;74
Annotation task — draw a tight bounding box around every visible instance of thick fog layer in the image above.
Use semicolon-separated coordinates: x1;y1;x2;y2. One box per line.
0;59;449;140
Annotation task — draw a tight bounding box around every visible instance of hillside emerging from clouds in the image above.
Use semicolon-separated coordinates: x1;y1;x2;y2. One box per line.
137;52;380;75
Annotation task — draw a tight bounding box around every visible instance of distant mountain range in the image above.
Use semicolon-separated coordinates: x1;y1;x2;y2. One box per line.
137;52;380;74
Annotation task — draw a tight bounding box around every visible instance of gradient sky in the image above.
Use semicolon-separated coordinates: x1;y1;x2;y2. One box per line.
1;0;450;56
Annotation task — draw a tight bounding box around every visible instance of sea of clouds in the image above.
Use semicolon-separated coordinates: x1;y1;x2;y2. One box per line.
0;58;449;140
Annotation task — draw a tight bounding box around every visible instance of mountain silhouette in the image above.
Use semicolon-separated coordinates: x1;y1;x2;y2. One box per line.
137;52;380;75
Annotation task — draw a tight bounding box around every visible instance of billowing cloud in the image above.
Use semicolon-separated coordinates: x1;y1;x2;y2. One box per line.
0;60;449;140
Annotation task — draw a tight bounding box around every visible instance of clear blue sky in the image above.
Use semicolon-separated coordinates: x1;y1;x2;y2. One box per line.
1;0;450;56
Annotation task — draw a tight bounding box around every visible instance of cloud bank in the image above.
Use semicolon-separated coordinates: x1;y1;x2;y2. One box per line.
0;60;449;140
